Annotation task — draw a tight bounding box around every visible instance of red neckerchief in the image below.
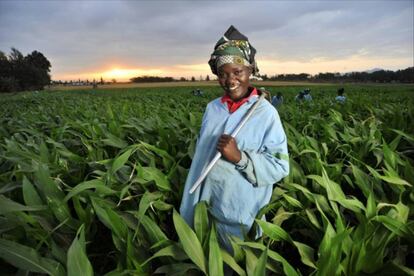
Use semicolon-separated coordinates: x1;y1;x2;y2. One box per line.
221;87;258;113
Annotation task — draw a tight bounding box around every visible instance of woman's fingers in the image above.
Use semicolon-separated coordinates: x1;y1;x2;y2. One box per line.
216;135;241;163
217;134;233;149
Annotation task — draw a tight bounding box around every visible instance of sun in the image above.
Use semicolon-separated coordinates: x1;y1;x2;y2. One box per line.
103;68;138;81
102;67;165;81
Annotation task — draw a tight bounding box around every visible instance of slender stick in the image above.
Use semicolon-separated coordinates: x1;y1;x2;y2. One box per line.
189;92;266;194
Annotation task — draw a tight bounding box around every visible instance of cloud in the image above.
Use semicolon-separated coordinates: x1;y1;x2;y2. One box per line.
0;0;412;80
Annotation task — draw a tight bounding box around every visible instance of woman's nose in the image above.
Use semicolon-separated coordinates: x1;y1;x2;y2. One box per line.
226;77;236;86
226;73;237;82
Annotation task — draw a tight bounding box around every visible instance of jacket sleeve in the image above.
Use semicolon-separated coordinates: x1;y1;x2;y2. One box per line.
240;109;289;187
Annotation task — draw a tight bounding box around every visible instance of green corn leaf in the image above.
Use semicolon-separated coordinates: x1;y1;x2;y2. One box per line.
138;141;175;169
106;207;129;240
256;220;316;269
305;209;322;230
0;239;65;276
281;193;303;208
221;249;246;276
34;164;66;201
39;140;49;163
154;263;199;276
139;214;168;245
366;192;376;219
373;215;409;237
379;175;411;186
102;133;128;149
91;197;128;239
208;224;223;276
152;200;173;211
350;163;372;198
236;242;298;276
0;182;20;194
140;166;171;191
316;225;349;276
256;219;292;242
0;195;46;215
67;225;93;276
64;179;116;202
172;209;206;274
253;248;267;276
245;248;258;276
379;261;414;275
272;207;294;226
293;241;316;269
22;176;43;206
194;201;209;245
142;243;187;266
137;191;163;221
111;148;133;174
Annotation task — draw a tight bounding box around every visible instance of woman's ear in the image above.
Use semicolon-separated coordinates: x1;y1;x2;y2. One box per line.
247;66;254;79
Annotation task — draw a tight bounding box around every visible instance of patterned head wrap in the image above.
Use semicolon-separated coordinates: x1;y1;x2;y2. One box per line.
208;25;259;76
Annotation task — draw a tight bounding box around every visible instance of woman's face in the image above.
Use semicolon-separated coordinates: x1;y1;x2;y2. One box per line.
217;63;251;102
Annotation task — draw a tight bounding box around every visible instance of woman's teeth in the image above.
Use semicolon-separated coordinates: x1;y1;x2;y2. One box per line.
229;84;240;90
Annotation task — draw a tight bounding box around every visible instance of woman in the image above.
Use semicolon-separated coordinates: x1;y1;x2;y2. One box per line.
180;25;289;252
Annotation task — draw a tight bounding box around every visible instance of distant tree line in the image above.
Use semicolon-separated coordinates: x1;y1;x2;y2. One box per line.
259;67;413;83
130;76;174;83
0;48;51;93
130;75;213;83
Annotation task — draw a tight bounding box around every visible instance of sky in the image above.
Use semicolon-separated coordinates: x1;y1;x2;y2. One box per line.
0;0;413;82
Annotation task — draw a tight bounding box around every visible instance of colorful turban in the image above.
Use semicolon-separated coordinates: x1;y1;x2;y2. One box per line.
208;25;259;76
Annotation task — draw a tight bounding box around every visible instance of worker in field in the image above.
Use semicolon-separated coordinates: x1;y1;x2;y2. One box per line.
335;87;346;104
191;88;204;96
295;90;305;102
303;88;312;101
271;92;284;108
180;25;289;253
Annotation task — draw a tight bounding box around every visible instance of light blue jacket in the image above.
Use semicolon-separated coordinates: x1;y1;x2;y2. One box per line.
304;94;312;101
180;92;289;249
335;95;346;103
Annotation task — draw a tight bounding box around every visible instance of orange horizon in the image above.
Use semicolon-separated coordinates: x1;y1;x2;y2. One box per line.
51;56;413;82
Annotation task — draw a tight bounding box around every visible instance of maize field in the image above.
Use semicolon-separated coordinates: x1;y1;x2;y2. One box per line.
0;84;413;275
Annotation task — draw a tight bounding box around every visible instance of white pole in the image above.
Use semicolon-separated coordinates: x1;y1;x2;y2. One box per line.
189;92;266;194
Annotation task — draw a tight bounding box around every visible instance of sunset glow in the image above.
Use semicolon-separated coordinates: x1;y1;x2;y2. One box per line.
102;68;165;81
60;67;167;82
57;55;412;82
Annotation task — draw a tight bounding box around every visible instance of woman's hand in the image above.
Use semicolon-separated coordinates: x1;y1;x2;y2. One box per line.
217;134;241;163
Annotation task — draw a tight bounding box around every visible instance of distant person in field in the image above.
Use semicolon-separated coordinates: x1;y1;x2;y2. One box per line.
295;90;305;102
303;88;312;101
271;92;284;108
335;88;346;104
180;25;289;253
191;88;204;96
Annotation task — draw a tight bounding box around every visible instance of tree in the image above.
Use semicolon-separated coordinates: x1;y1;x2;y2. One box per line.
206;75;210;81
0;51;17;92
24;51;51;89
130;76;174;83
191;76;196;82
0;48;52;92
